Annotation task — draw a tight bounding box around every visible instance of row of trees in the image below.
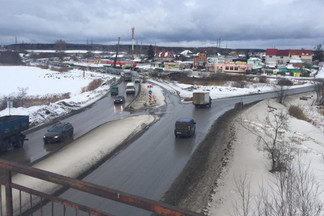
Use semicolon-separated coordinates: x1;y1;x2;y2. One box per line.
8;39;323;63
53;39;158;61
313;44;324;63
0;51;22;64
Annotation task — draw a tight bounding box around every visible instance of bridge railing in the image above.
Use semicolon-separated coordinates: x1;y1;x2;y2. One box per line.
0;159;202;216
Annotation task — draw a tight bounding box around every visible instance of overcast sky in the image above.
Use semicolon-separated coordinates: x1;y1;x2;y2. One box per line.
1;0;323;49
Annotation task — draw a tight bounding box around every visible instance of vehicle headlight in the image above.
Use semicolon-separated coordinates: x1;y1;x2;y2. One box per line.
54;135;59;139
43;136;46;139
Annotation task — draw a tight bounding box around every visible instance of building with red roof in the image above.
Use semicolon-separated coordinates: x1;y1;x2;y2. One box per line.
265;48;312;67
155;51;175;61
265;49;278;56
289;49;312;63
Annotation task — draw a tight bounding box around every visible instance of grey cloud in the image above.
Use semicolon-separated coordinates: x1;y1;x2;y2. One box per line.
0;0;323;49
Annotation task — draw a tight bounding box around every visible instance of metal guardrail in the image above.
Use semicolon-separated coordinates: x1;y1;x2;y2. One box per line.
0;159;202;216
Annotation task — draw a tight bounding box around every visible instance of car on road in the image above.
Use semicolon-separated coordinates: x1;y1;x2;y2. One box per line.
174;118;196;137
110;86;119;96
43;122;74;144
125;83;136;95
114;95;125;104
134;76;141;83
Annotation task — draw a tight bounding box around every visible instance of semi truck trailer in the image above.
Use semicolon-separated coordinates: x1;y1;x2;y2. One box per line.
0;115;29;152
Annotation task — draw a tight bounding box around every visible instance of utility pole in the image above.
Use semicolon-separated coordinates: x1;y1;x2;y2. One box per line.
113;37;120;68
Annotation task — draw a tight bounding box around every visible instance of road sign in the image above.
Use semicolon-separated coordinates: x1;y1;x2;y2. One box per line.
7;101;13;115
7;101;13;108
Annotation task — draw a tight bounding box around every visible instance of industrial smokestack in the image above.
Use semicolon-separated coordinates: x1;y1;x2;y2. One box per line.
132;27;135;60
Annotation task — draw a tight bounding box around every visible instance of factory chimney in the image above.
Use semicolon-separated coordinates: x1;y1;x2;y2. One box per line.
131;27;135;60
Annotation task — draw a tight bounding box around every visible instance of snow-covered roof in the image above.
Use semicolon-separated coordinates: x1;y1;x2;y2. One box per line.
180;50;193;55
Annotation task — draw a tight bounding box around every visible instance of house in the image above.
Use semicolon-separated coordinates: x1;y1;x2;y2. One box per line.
155;51;174;61
275;67;303;77
193;51;207;69
265;49;312;67
164;61;191;70
290;49;312;64
247;57;264;73
265;49;290;67
211;62;253;73
164;62;180;70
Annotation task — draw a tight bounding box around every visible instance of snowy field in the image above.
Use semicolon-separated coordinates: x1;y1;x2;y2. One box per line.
0;66;114;97
0;66;117;126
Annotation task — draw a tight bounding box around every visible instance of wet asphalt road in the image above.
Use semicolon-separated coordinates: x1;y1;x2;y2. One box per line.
41;86;314;216
0;82;139;165
2;83;314;215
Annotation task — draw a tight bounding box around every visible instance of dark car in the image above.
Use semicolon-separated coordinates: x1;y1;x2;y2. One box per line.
43;122;74;144
114;95;125;104
174;118;196;137
110;86;119;96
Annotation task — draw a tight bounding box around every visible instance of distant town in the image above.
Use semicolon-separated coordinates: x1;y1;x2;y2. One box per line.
1;42;323;78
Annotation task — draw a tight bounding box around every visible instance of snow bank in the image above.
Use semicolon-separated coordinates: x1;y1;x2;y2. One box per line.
316;66;324;78
129;83;165;110
0;66;117;126
148;78;311;101
5;114;157;214
207;94;324;215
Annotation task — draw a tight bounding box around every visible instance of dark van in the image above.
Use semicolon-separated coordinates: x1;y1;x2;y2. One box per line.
174;118;196;137
111;86;119;96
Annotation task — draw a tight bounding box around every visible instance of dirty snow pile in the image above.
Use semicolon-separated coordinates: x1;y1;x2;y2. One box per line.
0;66;117;126
128;83;165;110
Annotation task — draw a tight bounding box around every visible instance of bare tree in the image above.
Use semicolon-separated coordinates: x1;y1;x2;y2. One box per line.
54;39;66;52
240;110;293;172
257;155;322;216
276;78;293;104
16;87;29;107
314;80;324;105
232;156;322;216
54;39;67;60
313;44;324;63
232;172;252;216
234;108;323;215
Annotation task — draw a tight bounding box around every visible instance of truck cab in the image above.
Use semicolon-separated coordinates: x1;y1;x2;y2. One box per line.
125;83;136;95
123;70;132;82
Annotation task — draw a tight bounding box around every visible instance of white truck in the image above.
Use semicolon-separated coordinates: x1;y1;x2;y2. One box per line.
192;92;212;108
125;82;136;94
